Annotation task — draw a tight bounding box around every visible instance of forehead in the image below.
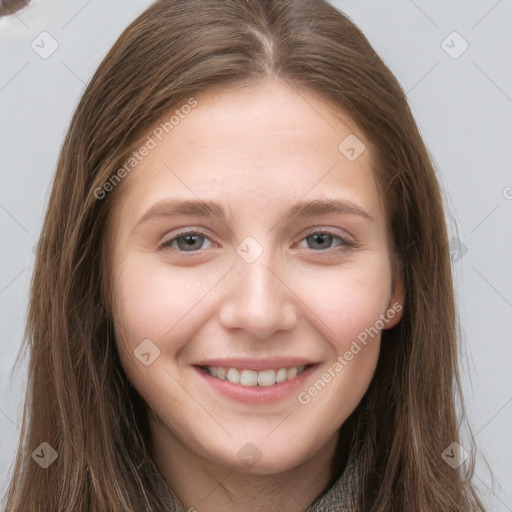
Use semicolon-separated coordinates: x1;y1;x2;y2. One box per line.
110;79;385;228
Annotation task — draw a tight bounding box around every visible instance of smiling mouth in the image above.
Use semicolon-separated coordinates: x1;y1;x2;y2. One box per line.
199;365;311;387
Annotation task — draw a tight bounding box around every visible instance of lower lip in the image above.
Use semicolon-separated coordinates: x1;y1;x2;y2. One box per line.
194;365;317;403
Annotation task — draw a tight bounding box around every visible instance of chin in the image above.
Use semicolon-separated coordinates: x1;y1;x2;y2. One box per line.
197;431;330;476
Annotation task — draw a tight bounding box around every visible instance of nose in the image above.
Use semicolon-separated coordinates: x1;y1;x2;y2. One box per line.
219;250;298;339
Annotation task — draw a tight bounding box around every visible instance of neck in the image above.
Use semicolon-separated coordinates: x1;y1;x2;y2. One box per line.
148;414;341;512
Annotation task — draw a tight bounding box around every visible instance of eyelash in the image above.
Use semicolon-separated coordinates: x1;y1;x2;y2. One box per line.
157;229;359;254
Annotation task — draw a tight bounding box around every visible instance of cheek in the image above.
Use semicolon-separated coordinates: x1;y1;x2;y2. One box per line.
110;257;213;407
111;255;227;357
279;266;391;447
291;263;390;427
294;256;393;352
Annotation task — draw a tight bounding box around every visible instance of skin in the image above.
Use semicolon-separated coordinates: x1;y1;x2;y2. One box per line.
108;78;403;512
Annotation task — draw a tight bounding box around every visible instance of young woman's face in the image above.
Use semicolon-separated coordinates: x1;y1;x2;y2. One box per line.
109;79;403;475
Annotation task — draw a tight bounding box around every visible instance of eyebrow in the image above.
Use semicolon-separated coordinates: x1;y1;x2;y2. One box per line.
134;197;375;230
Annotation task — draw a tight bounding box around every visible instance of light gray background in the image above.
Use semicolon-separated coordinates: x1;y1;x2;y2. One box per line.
0;0;511;510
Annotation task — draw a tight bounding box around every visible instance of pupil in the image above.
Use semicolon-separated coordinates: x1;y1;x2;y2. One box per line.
179;234;202;250
310;233;331;249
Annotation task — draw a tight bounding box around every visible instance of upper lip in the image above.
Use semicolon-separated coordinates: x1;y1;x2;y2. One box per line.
195;357;317;371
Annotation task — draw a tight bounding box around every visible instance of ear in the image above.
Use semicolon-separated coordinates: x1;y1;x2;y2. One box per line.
384;260;404;329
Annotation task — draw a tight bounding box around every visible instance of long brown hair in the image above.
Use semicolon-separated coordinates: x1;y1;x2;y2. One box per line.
3;0;486;510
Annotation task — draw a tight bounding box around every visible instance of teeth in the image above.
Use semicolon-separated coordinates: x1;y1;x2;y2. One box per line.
286;367;298;380
257;370;275;387
275;368;287;383
240;370;258;386
226;368;240;384
204;365;308;386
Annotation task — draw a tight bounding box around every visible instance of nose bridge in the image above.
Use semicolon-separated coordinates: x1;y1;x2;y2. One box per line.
219;243;297;338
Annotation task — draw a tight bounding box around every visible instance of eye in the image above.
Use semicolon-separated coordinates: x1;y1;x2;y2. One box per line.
158;229;357;254
296;231;356;251
159;231;214;252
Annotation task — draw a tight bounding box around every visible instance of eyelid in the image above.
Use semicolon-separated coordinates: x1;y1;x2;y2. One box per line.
297;226;354;242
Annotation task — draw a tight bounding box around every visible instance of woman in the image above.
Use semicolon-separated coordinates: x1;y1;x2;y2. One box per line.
3;0;486;510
